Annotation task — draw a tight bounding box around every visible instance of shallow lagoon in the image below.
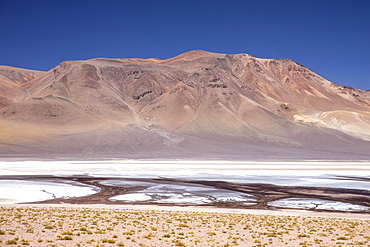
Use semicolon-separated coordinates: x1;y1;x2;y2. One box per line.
0;160;369;213
0;179;98;204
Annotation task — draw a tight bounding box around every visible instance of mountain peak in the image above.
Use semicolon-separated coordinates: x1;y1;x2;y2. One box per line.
0;51;369;159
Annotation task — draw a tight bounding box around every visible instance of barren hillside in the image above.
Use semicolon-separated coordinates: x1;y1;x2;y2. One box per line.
1;51;369;160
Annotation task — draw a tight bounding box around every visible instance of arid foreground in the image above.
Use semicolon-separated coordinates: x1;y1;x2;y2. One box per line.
1;205;370;246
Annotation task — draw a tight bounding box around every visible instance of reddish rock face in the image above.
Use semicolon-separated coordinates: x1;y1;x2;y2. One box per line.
0;51;369;159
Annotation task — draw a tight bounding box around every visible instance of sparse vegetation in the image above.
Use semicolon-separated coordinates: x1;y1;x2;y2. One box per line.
0;205;369;246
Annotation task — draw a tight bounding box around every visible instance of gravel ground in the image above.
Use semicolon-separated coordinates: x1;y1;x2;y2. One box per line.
1;205;370;246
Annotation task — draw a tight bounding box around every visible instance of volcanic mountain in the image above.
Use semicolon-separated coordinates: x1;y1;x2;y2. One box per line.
1;50;370;160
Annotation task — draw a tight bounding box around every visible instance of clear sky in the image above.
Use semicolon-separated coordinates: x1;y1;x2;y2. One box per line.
0;0;369;90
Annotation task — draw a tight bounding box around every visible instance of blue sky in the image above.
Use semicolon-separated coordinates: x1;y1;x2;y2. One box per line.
0;0;369;90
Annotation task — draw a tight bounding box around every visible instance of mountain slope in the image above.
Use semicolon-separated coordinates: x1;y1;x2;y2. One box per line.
0;66;46;107
0;51;369;159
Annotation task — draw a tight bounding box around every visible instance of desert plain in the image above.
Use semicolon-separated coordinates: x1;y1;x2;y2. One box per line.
1;51;370;246
1;160;370;246
1;204;370;247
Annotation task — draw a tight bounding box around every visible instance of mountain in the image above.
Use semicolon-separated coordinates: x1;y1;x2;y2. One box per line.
0;66;45;108
1;51;370;160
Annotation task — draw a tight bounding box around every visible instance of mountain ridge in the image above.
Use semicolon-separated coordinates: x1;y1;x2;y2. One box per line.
0;50;369;160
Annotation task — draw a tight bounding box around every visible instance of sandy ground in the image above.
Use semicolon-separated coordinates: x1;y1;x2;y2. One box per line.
1;204;370;247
